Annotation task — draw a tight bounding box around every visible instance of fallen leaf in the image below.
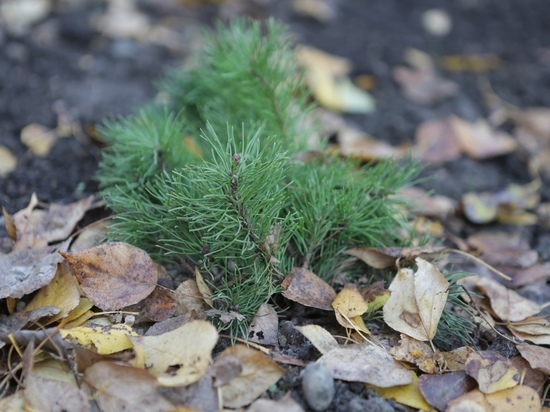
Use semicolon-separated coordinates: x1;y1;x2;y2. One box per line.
338;126;408;160
370;370;431;411
418;371;477;412
0;244;65;299
346;246;446;269
441;54;501;72
450;116;517;159
157;374;217;411
318;343;412;387
61;242;157;310
70;220;108;252
509;356;547;394
248;303;279;346
23;359;90;412
414;117;462;163
447;386;541;412
282;267;336;311
130;320;218;386
248;392;304;412
332;284;370;335
195;267;214;308
174;279;210;318
361;281;390;313
389;334;438;374
393;49;457;105
465;350;519;394
517;344;550;374
294;324;339;355
397;186;458;218
476;277;541;322
83;361;176;411
216;344;285;409
131;286;177;322
296;46;375;113
292;0;336;22
383;258;449;341
0;145;17;177
439;346;476;372
24;262;80;325
467;231;539;269
20;123;58;156
60;322;138;355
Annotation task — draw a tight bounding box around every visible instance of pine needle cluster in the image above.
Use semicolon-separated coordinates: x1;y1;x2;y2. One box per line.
97;18;418;336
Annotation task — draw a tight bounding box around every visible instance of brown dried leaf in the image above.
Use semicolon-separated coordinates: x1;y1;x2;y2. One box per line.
467;231;539;269
414;117;462;163
398;186;458;218
282;267;336;311
346;246;446;269
2;207;17;240
509;356;547;394
476;277;541;322
60;242;157;311
450;116;518;159
134;286;177;322
83;361;176;411
248;303;279;346
174;279;210;318
318;343;412;387
195;267;214;309
216;344;285;409
383;258;449;341
338;127;408;160
389;335;438;374
517;344;550;375
418;371;477;412
465;350;519;394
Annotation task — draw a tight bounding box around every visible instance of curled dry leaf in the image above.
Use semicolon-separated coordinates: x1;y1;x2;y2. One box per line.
318;343;412;387
216;344;285;409
282;267;336;311
465;351;519;394
508;316;550;345
83;361;176;411
130;320;218;387
383;258;449;341
60;242;157;311
475;277;541;322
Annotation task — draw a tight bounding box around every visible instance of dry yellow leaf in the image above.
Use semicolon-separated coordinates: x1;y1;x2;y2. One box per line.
383;258;449;341
60;322;137;355
130;320;218;387
370;370;431;411
0;145;17;177
465;351;519;394
25;263;80;325
20;123;58;156
332;284;368;318
295;324;339;355
195;267;214;308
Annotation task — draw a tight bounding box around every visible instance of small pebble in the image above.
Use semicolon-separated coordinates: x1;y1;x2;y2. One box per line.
301;362;335;411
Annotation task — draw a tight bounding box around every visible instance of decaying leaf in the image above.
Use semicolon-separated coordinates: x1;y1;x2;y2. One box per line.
509;356;547;394
361;281;390;313
370;370;431;411
317;343;412;387
389;334;438;374
282;267;336;311
60;322;138;355
414;117;462;163
294;324;339;355
418;371;477;412
130;320;218;387
475;276;541;322
465;350;519;394
130;286;177;322
248;303;279;346
61;242;158;310
83;361;176;411
216;344;285;409
383;258;449;341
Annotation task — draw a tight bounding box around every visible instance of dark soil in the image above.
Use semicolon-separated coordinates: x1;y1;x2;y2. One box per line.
1;1;549;411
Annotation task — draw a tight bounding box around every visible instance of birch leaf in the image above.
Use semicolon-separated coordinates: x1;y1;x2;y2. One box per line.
383;258;449;341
